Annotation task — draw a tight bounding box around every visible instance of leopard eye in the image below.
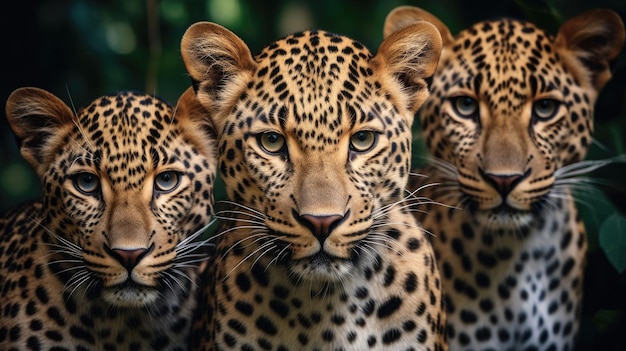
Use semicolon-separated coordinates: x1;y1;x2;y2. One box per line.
452;96;478;118
350;130;377;152
257;132;286;154
155;171;181;193
533;99;560;120
72;172;100;194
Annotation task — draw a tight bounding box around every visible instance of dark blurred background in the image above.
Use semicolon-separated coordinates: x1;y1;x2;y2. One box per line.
1;0;625;349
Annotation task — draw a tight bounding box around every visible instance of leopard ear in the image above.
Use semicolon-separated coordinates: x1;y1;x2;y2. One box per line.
383;6;453;46
5;87;74;176
555;9;625;92
373;21;442;114
180;22;256;135
173;87;218;163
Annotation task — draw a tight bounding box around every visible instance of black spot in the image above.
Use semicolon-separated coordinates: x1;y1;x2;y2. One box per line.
561;257;575;276
417;329;427;343
377;296;402;319
235;273;251;292
479;298;493;313
406;237;421;251
223;333;236;347
461;222;475;239
251;263;269;287
475;272;490;288
269;299;289;318
228;318;246;335
382;328;402;344
35;286;49;304
298;333;308;345
235;301;254;316
404;273;418;293
383;266;396;286
255;316;278;336
70;325;95;344
498;328;510;342
354;286;369;299
9;326;20;341
362;299;375;316
331;314;345;325
475;327;491;341
460;309;477;324
477;250;497;267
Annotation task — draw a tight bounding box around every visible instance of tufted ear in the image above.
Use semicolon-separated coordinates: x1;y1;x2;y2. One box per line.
373;21;442;114
555;9;625;92
180;22;256;136
383;6;454;46
5;87;75;177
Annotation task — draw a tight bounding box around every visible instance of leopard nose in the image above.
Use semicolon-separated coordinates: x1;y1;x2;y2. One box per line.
299;214;345;243
110;248;149;271
482;172;523;198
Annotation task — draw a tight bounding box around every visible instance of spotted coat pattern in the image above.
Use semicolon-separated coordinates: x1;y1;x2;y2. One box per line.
384;6;625;351
181;21;447;350
0;87;217;350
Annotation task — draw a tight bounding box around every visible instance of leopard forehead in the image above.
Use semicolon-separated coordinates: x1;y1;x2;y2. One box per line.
241;30;393;149
69;91;179;186
444;19;561;111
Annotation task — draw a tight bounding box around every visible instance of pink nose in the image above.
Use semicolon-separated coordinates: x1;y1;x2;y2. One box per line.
483;173;523;198
299;214;344;242
110;248;149;271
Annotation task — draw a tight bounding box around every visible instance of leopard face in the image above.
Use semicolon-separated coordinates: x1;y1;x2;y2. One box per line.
1;87;216;349
182;21;448;350
385;6;625;228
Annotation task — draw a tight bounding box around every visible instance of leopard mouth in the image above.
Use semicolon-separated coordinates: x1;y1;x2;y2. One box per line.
473;203;535;229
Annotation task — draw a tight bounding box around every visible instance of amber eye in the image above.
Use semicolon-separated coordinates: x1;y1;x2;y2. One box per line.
155;171;181;193
257;132;286;154
72;172;100;194
533;99;560;120
452;96;478;118
350;130;377;152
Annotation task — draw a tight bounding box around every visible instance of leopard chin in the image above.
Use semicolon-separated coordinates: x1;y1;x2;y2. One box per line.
288;252;355;283
102;282;160;308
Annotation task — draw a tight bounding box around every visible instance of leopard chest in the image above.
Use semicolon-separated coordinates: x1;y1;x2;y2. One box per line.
1;240;196;351
422;196;586;349
211;219;445;351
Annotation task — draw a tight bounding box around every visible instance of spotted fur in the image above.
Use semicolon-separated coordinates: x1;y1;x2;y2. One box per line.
384;6;625;350
181;21;447;350
0;87;217;350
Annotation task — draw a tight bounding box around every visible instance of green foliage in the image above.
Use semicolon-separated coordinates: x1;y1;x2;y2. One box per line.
600;213;626;273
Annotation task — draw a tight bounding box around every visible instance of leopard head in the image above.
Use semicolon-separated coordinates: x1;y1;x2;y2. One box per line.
385;6;625;227
181;22;441;281
5;87;217;307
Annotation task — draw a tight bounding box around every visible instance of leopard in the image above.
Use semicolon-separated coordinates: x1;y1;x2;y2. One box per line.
383;5;625;351
0;87;217;350
180;19;449;351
